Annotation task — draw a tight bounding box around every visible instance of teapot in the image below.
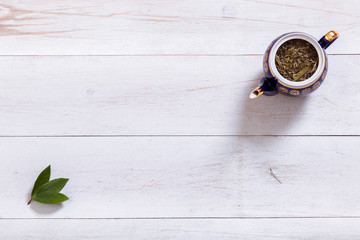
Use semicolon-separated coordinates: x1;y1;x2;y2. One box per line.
249;30;339;99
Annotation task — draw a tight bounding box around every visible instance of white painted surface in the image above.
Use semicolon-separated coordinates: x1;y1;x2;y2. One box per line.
0;55;357;135
1;219;360;239
0;0;358;239
0;0;354;55
1;137;360;218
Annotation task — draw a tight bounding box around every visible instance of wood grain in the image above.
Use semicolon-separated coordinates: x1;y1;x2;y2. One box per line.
0;0;354;55
0;1;358;237
0;55;357;136
1;136;360;218
1;218;360;239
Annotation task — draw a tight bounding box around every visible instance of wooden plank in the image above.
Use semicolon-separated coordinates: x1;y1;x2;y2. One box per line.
0;0;354;55
0;136;359;218
0;55;358;135
1;218;360;239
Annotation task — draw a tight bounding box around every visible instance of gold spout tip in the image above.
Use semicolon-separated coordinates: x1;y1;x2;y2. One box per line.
249;87;263;99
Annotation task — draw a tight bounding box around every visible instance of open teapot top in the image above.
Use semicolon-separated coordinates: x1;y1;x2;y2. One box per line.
250;30;339;99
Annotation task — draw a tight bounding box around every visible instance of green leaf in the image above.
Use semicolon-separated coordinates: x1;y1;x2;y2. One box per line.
31;165;51;196
28;166;70;205
35;178;69;194
33;191;69;204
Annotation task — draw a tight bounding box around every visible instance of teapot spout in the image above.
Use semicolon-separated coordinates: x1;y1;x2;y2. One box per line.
249;76;278;99
249;87;263;99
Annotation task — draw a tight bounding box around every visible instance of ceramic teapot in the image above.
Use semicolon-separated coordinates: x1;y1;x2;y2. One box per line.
249;30;339;99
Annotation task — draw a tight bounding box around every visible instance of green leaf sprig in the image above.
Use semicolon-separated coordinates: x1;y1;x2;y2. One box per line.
28;165;69;205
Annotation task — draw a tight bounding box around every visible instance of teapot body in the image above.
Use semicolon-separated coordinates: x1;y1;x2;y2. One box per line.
250;31;338;99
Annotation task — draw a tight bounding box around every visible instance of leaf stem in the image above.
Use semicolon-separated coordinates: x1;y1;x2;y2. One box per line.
27;198;32;205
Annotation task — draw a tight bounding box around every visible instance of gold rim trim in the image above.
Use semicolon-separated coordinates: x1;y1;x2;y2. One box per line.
249;87;263;99
325;30;339;42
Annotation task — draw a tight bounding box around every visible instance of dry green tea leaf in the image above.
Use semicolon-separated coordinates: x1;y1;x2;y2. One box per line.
293;67;309;81
275;39;319;82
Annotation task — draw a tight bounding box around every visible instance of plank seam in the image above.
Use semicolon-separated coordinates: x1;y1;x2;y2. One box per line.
0;135;358;138
2;217;360;220
0;54;356;57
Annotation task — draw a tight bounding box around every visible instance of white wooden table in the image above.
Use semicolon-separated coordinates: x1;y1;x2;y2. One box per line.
0;0;359;239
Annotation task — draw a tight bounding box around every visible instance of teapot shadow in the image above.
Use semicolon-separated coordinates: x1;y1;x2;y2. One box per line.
238;73;310;138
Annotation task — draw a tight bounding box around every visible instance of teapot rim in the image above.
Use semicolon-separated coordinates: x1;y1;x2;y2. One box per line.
268;32;326;88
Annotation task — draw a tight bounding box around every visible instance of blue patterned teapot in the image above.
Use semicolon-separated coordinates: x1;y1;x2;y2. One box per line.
250;30;339;99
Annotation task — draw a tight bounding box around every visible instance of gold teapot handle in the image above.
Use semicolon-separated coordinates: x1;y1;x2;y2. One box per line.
318;30;339;49
325;30;339;42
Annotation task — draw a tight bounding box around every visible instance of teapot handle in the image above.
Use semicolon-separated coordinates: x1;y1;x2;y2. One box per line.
318;30;339;49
